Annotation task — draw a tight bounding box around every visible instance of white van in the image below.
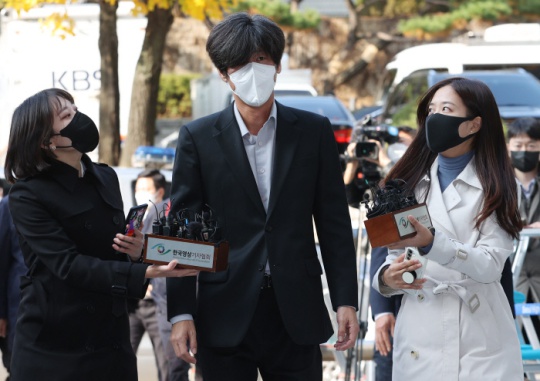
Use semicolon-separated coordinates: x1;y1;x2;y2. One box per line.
381;23;540;103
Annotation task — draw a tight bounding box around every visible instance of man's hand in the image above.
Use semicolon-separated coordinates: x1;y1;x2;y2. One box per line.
170;320;198;364
334;306;359;351
0;319;6;338
375;314;395;356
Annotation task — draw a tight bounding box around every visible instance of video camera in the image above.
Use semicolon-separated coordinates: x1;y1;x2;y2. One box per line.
345;118;401;199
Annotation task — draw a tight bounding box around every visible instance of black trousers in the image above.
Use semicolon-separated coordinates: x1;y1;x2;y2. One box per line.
197;286;322;381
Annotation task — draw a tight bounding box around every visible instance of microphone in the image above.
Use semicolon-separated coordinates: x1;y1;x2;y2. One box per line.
186;221;204;240
148;200;163;235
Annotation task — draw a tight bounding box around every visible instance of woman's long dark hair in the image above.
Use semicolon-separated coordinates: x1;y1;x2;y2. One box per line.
5;88;74;183
385;77;522;239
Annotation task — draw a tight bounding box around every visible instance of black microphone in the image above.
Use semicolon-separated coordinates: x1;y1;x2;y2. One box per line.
186;221;204;240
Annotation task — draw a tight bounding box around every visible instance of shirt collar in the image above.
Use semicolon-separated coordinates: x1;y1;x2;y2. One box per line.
233;101;277;138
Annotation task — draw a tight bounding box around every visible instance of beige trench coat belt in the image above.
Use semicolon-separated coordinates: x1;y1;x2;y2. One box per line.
423;276;481;313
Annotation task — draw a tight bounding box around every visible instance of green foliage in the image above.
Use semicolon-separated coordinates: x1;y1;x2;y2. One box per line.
398;0;512;35
399;14;454;34
391;101;417;128
383;0;424;18
157;73;201;118
453;1;512;20
517;0;540;13
233;0;320;30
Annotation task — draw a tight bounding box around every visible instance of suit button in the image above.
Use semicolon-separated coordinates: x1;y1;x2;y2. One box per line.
258;264;264;271
84;221;92;230
86;304;95;314
265;226;273;232
112;343;120;350
113;216;121;225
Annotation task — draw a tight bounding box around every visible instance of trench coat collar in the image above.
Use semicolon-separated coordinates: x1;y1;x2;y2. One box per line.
46;156;87;193
419;155;481;237
45;155;121;209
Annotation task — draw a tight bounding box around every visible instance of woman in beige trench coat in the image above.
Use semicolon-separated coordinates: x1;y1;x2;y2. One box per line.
373;77;524;381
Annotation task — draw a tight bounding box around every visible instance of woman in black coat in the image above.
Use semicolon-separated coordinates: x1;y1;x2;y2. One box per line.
4;88;197;381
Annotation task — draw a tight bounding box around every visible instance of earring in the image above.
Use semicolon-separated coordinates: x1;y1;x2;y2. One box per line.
50;145;56;151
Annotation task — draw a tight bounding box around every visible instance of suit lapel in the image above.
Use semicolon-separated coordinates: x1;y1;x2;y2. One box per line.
267;103;301;218
213;105;266;214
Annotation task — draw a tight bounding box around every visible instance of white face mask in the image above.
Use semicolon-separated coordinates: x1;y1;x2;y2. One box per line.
135;191;157;207
229;62;276;107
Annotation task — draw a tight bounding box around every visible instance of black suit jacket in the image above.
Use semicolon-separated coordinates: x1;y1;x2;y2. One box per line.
167;102;358;347
8;156;148;381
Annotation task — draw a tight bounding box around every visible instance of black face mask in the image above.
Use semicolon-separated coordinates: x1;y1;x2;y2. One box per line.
425;113;476;153
511;151;540;172
54;111;99;153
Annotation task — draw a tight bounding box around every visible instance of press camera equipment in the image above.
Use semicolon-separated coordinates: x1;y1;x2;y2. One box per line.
345;119;401;205
354;141;379;160
356;114;400;145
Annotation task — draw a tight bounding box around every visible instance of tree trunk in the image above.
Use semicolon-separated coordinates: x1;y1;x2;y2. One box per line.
290;0;303;13
333;32;393;87
119;8;174;167
98;0;121;165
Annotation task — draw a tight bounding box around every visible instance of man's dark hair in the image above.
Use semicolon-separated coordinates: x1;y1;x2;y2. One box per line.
206;12;285;76
507;117;540;141
137;168;166;191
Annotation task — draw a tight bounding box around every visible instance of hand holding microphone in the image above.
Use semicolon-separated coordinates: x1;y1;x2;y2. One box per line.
381;250;427;291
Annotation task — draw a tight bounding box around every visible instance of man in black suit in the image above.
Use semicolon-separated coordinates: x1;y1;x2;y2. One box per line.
167;12;359;381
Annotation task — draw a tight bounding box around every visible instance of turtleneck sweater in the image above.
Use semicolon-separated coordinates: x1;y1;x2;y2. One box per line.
437;150;474;192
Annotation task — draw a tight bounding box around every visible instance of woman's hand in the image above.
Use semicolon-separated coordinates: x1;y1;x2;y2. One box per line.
113;226;145;262
386;215;434;251
145;260;199;278
381;252;426;290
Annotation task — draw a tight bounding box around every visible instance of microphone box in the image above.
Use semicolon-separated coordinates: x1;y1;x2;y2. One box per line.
143;234;229;272
364;203;433;248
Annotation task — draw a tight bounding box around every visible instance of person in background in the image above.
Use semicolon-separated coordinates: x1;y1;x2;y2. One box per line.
373;77;523;380
0;194;28;381
4;88;197;381
132;168;191;381
509;117;540;338
167;12;359;381
343;126;416;381
128;169;168;381
343;126;416;208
